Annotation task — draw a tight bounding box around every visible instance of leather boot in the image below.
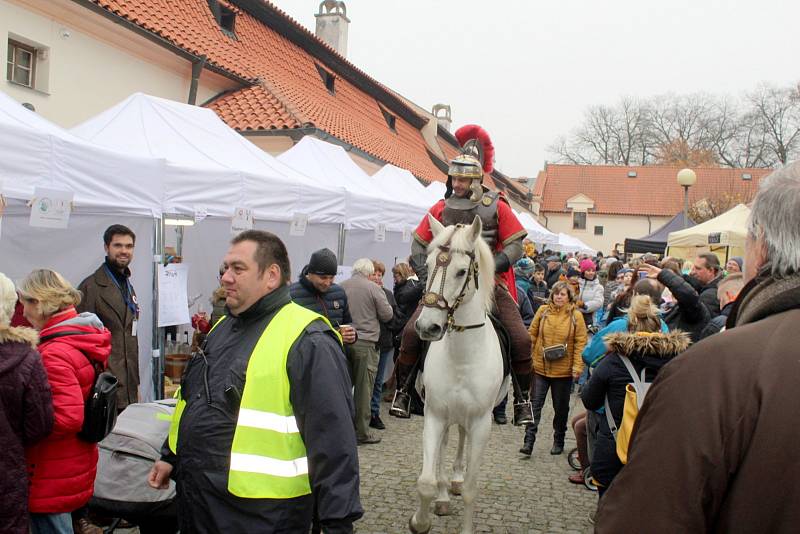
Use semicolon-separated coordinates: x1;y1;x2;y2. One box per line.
512;371;534;426
389;362;414;418
519;424;535;456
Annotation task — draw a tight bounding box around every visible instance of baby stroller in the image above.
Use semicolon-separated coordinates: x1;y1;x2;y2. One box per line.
89;400;179;534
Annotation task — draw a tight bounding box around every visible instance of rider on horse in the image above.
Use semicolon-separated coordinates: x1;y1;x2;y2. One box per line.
390;125;534;426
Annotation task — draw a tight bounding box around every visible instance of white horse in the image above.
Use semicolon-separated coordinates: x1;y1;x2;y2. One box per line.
409;215;506;534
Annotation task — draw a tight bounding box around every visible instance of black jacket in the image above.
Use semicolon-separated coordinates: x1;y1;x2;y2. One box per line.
657;270;712;342
391;277;423;334
581;331;690;489
698;301;733;340
289;266;353;328
162;287;362;533
698;274;723;317
546;267;565;290
378;287;397;351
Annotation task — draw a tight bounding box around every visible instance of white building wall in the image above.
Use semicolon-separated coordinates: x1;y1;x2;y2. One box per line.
544;212;672;254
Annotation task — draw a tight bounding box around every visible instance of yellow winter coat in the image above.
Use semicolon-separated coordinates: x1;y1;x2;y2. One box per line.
529;303;587;378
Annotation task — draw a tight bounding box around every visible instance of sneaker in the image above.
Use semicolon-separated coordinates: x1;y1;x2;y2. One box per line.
369;415;386;430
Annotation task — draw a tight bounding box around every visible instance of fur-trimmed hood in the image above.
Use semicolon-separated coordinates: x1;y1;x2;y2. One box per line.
604;330;690;360
0;324;39;347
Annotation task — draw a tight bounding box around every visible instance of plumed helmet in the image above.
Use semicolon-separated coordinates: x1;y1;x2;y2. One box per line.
447;125;495;202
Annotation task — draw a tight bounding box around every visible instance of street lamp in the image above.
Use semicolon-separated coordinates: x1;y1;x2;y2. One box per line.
677;168;697;229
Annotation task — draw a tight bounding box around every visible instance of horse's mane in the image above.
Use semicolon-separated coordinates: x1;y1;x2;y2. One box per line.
429;223;495;312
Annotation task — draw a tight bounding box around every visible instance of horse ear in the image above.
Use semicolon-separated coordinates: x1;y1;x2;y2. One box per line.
470;215;483;243
429;214;445;238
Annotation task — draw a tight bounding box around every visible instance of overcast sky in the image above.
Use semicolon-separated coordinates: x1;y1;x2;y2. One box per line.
271;0;799;178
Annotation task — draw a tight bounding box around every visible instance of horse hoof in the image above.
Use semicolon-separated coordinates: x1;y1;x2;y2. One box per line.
408;516;431;534
450;481;463;495
434;501;452;516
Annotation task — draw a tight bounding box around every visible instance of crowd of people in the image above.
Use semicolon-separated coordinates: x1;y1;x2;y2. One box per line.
2;160;799;533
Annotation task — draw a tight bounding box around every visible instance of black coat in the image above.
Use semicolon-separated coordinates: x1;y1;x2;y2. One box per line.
289;267;353;328
378;287;397;352
698;301;733;340
699;275;723;317
0;326;53;534
657;270;712;342
162;287;362;533
391;277;423;338
546;267;565;291
581;331;690;490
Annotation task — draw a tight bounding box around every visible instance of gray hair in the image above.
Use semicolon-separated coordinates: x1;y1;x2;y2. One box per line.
351;258;375;277
748;161;800;277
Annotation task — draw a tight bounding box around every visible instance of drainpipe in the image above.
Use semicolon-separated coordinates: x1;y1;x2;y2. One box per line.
188;55;207;105
646;215;652;234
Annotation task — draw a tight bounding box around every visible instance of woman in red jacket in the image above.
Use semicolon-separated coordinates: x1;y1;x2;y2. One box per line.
19;269;111;534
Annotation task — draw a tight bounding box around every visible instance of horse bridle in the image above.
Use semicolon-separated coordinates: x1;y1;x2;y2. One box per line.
421;237;484;332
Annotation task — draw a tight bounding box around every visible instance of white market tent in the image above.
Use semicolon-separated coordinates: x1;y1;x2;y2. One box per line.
667;203;750;260
371;164;430;208
279;136;427;271
0;89;160;400
553;232;597;255
514;211;558;244
426;181;447;203
70;93;350;333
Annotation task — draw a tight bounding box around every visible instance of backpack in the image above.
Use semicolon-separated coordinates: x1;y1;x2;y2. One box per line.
40;331;119;443
604;355;652;464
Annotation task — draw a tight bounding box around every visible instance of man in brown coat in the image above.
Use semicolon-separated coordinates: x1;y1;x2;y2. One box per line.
78;224;140;410
595;162;800;533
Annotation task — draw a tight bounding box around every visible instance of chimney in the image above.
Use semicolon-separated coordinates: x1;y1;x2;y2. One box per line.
315;1;350;57
432;104;452;132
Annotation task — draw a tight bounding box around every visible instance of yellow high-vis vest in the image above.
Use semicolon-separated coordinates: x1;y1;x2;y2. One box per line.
168;302;341;499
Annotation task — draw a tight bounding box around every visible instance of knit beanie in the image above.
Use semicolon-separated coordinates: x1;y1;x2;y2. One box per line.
307;248;338;276
729;257;744;271
0;273;17;328
514;257;535;277
579;259;596;273
566;267;581;279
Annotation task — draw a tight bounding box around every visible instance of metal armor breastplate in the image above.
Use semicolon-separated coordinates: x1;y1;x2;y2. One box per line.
442;192;500;249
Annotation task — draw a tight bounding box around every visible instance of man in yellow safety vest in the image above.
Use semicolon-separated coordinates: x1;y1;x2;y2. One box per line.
147;230;362;533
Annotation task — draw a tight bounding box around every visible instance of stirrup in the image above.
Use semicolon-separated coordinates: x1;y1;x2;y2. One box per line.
389;389;411;418
513;400;533;426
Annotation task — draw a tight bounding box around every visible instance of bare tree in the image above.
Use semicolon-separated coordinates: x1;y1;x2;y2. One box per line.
746;84;800;165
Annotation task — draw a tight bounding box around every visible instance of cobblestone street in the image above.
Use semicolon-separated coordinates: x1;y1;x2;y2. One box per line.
356;394;597;534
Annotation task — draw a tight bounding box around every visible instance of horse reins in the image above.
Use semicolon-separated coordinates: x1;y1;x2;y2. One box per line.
421;236;484;332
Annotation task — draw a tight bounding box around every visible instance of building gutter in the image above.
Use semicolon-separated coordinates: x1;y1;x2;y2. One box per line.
70;0;256;88
187;55;207;105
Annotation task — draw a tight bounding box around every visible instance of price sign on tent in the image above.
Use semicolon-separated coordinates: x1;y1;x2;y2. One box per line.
402;226;412;243
194;206;208;223
290;213;308;236
231;207;254;234
374;223;386;242
157;263;191;327
29;187;73;229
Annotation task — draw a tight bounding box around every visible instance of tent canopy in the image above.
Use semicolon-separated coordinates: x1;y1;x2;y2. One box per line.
0;90;163;216
514;211;558;244
69;93;344;223
371;164;430;207
278;136;425;229
667;204;751;260
425;181;446;203
625;212;695;254
553;232;596;255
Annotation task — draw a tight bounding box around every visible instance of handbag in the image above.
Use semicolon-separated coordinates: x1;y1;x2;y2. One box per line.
540;309;576;362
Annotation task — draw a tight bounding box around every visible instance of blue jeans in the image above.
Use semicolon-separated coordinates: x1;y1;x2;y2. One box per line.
30;513;73;534
371;348;393;417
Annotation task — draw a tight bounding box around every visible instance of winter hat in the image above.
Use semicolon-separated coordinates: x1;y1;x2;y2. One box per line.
579;259;596;273
514;258;535;276
545;255;561;263
566;267;581;279
0;272;17;327
729;257;744;271
307;248;338;276
567;258;580;268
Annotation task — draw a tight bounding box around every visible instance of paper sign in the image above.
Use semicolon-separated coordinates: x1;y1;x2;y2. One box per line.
194;206;208;223
374;223;386;242
231;207;254;234
29;187;73;229
402;226;412;243
289;213;308;236
157;263;191;327
335;265;352;284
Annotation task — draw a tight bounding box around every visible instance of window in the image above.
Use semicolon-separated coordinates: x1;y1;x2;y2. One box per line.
315;63;335;94
572;211;586;230
219;6;236;33
7;40;35;88
594;225;604;236
379;105;396;132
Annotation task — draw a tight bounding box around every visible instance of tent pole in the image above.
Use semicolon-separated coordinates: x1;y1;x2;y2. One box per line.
152;217;165;400
337;224;346;264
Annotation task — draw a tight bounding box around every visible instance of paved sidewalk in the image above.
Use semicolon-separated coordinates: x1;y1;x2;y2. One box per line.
356;393;596;533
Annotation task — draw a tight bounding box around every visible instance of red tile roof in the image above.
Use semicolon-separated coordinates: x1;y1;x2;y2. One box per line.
90;0;452;184
535;164;771;217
